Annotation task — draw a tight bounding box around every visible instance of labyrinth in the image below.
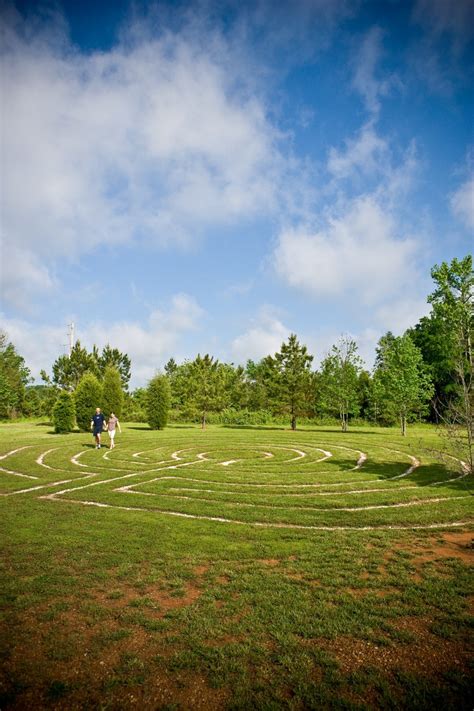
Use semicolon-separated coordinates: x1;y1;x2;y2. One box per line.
1;427;472;530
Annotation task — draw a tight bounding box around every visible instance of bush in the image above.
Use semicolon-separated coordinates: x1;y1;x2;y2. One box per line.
147;375;171;429
52;391;75;433
102;366;123;418
74;373;102;431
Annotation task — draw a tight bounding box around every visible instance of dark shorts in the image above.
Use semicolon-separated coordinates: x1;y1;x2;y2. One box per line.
93;429;102;437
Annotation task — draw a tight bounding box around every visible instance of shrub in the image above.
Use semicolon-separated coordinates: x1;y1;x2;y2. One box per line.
102;366;123;418
52;391;75;433
146;375;171;430
74;373;102;431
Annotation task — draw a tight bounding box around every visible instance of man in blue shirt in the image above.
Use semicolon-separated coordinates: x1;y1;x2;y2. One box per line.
91;407;106;449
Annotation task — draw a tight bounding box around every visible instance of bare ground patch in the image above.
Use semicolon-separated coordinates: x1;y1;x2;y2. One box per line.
316;615;472;677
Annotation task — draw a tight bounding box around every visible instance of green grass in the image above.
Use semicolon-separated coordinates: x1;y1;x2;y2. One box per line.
0;420;473;709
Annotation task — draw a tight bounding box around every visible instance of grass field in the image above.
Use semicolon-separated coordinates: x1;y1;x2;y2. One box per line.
1;421;473;710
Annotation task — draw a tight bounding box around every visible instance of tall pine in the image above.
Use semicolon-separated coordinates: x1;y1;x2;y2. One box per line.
147;374;171;430
75;373;103;431
102;366;123;418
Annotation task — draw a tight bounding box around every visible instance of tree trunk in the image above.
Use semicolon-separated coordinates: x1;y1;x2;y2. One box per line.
341;411;348;432
291;414;297;431
201;413;206;429
400;414;406;436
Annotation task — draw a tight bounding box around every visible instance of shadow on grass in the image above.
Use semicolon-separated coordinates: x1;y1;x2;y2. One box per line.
126;424;196;430
221;424;385;435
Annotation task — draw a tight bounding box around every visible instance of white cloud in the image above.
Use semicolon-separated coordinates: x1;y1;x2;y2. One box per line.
450;178;474;229
374;296;430;336
327;123;388;180
0;244;56;311
0;11;293;310
351;27;399;115
0;293;205;387
231;307;290;363
273;196;417;304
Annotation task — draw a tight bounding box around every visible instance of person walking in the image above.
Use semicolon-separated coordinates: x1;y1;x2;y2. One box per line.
106;412;122;449
91;407;106;449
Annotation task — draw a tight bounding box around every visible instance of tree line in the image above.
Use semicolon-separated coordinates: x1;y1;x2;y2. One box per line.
1;256;472;451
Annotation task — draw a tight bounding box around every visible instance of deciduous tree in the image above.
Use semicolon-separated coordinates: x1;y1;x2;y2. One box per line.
375;333;433;436
320;337;362;432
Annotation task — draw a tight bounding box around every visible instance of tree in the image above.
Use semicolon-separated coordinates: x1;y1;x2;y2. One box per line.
48;342;131;391
74;373;103;432
102;366;124;418
319;337;363;431
245;358;274;411
184;355;227;428
52;391;76;433
96;345;131;390
272;334;314;430
427;256;473;472
357;370;372;421
375;333;433;436
147;374;171;429
52;341;98;390
123;388;148;422
0;332;31;419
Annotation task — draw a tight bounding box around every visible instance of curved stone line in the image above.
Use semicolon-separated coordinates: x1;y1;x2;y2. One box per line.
0;446;32;460
38;495;474;532
0;465;38;480
1;472;99;497
120;489;466;512
5;441;469;508
168;484;420;497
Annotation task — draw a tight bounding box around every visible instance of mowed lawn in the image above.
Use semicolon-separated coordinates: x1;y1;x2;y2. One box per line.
0;421;473;710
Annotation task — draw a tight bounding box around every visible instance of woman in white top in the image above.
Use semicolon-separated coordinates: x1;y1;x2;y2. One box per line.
107;412;122;449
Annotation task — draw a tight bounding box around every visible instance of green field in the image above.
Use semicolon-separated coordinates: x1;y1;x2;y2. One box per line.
1;421;473;709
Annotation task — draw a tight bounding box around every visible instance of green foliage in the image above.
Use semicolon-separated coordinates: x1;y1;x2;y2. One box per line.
173;355;228;428
52;391;76;433
74;373;103;431
0;332;31;419
101;366;123;418
375;333;434;436
48;342;131;391
426;255;473;471
52;341;97;390
146;374;171;429
269;334;314;430
319;336;362;431
122;388;148;422
95;344;131;390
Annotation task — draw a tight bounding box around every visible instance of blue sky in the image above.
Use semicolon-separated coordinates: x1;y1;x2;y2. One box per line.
1;0;473;386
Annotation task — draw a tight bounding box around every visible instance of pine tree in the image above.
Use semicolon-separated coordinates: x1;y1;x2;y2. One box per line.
272;334;314;430
147;375;171;429
52;391;75;433
102;366;124;418
74;373;103;431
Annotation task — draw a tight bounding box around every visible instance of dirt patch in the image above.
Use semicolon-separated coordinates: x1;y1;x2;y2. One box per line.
317;615;471;677
259;558;280;566
412;532;473;565
1;598;226;710
193;564;210;576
